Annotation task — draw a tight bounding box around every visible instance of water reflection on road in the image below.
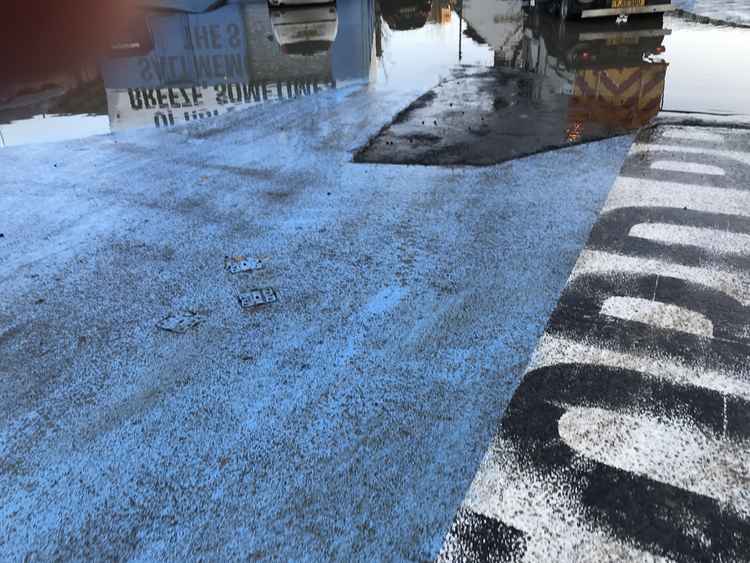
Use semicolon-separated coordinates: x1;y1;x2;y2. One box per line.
0;0;747;148
103;2;347;132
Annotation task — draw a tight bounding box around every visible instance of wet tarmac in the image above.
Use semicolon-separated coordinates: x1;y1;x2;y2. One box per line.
357;7;750;165
1;0;748;157
355;65;646;166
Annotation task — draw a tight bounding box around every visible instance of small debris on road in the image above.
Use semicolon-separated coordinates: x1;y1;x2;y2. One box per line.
157;310;207;333
238;288;278;310
224;255;263;274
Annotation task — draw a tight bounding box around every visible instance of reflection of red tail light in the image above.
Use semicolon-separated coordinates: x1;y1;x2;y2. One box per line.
579;51;597;63
655;46;666;54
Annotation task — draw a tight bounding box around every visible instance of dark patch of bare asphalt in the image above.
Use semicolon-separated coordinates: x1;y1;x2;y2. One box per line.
354;67;635;167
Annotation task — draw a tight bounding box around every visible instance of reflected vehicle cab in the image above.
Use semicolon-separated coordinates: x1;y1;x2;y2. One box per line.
270;4;339;55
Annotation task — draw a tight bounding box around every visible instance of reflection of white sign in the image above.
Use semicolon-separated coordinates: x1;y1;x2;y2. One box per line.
106;79;335;132
102;5;250;89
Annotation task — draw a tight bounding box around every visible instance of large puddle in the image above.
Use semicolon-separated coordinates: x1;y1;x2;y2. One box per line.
0;0;747;149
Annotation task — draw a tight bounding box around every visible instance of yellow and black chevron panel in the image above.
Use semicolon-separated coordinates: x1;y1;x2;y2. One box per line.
571;63;667;130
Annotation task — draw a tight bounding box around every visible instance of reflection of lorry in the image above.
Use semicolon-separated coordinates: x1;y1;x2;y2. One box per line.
542;0;675;20
520;12;668;136
269;4;339;55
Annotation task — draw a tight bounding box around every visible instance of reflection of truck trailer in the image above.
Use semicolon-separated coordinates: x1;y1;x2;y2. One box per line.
521;14;668;135
567;62;667;136
533;0;676;20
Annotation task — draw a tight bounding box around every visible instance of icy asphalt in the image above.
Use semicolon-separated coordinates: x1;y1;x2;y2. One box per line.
673;0;750;25
0;77;633;559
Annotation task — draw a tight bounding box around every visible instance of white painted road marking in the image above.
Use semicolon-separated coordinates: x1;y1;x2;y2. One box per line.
601;296;714;337
573;250;750;305
604;177;750;216
650;160;726;175
629;223;750;255
530;334;750;401
440;125;750;562
631;143;750;166
558;407;750;517
661;129;726;143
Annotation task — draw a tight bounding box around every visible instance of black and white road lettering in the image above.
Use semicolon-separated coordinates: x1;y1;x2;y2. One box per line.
439;125;750;562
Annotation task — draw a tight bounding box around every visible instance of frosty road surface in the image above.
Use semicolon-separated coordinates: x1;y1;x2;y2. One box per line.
0;84;630;559
439;124;750;562
674;0;750;25
2;0;749;559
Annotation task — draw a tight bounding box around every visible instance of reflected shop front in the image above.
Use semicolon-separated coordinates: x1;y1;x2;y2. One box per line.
102;1;376;132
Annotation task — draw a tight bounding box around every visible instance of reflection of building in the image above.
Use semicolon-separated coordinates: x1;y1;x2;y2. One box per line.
380;0;432;30
101;0;375;133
